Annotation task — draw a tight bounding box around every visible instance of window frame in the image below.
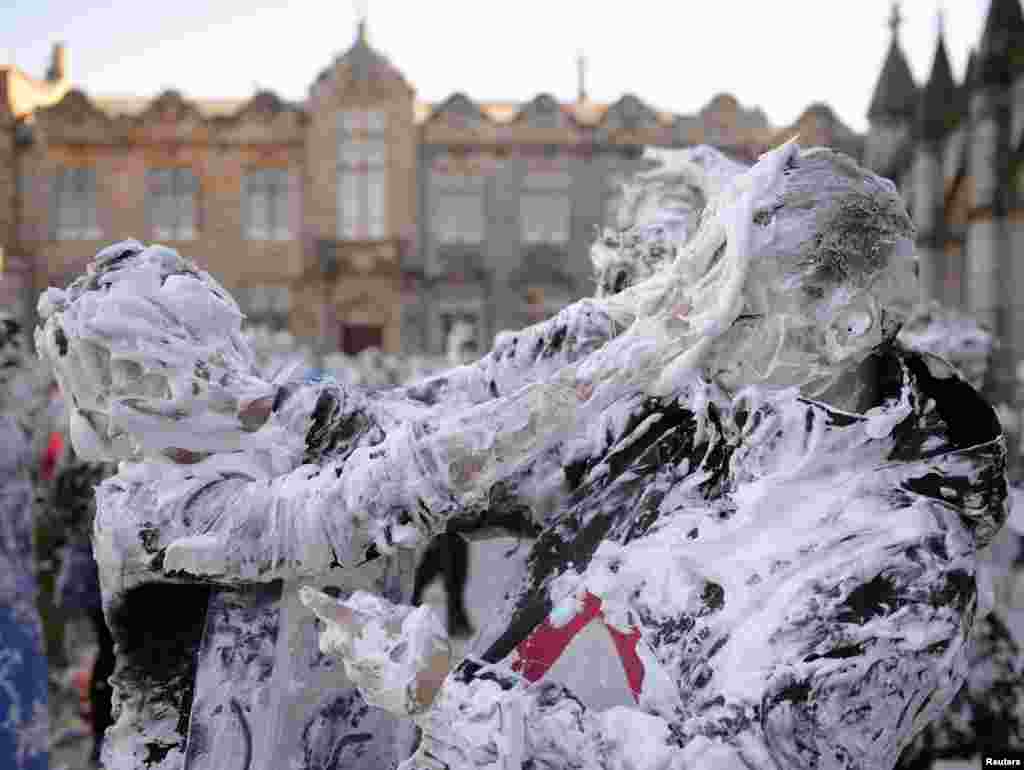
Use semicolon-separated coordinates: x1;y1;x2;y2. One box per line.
147;167;198;241
238;285;291;331
337;109;388;241
52;166;100;241
243;168;292;241
432;173;485;246
520;171;572;246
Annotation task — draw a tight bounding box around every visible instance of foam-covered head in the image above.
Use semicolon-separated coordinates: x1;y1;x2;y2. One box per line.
595;143;918;398
707;147;917;394
36;240;274;461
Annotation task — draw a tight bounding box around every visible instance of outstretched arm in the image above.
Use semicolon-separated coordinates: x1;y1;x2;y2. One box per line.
94;296;628;588
392;299;621;411
152;368;595;582
33;241;622;591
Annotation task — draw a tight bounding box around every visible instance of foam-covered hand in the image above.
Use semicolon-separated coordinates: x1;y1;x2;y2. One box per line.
300;586;453;717
36;241;279;462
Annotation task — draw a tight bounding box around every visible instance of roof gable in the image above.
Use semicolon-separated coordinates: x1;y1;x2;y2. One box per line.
214;89;304;143
602;93;659;131
38;88;110;127
515;92;570;129
428;92;488;129
137;89;204;124
232;89;300;122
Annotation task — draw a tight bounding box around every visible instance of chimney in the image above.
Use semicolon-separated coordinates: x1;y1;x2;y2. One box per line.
577;51;587;104
46;42;68;83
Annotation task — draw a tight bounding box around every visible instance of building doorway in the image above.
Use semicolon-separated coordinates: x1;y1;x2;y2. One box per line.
339;323;383;355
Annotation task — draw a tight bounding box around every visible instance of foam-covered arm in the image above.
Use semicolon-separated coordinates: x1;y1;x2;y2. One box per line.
95;318;624;586
395;299;620;410
94;457;336;593
151;369;596;582
144;296;643;583
92;377;352;590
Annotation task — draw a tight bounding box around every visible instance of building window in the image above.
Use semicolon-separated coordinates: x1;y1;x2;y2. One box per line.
602;168;632;231
238;285;291;330
340;323;383;355
433;176;484;245
244;169;292;240
148;168;197;241
521;172;571;245
52;166;100;240
338;110;387;240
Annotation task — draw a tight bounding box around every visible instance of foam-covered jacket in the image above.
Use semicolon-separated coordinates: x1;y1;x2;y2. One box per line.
410;346;1008;770
91;301;616;770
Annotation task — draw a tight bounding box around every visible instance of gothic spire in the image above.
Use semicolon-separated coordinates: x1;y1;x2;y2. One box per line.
918;9;960;140
977;0;1024;88
867;1;919;123
888;1;903;40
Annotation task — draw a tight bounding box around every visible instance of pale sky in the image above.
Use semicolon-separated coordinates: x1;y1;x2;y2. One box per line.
1;0;993;134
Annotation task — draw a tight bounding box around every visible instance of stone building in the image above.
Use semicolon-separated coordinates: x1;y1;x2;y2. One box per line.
863;0;1024;409
1;21;852;357
0;44;70;321
405;89;776;355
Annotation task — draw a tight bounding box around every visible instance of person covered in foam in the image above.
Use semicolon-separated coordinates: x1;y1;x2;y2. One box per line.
35;232;621;769
38;141;1008;770
304;142;1008;770
0;316;50;770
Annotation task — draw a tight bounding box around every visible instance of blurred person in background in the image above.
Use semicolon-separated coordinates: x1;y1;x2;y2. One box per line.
0;315;49;769
50;448;116;766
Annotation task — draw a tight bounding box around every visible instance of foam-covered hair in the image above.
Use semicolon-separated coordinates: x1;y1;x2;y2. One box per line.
591;145;748;299
589;140;916;396
36;240;276;461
